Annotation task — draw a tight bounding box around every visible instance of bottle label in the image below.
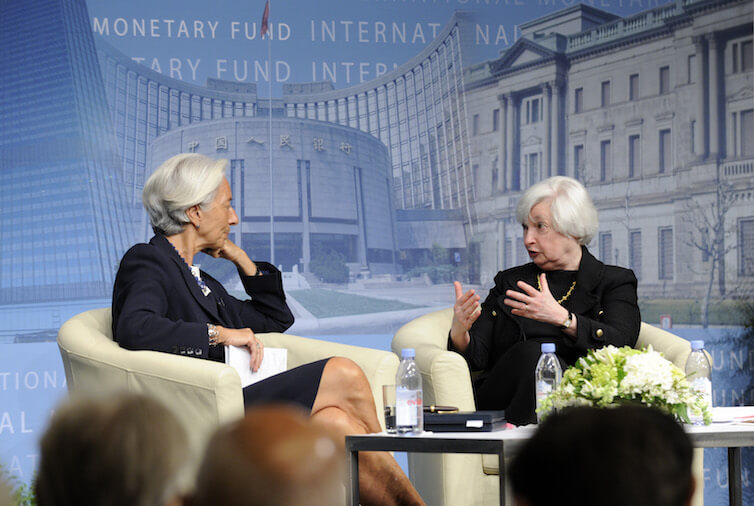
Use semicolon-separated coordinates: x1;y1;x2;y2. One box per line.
691;377;712;408
396;387;422;426
535;380;553;411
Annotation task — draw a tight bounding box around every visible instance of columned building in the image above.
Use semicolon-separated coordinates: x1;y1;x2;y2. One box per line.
465;0;753;297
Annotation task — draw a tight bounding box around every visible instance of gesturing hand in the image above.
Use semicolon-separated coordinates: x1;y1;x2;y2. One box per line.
450;281;480;349
503;273;569;327
217;326;265;372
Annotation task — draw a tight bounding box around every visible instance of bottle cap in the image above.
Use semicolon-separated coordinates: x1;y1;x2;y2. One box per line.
690;340;705;351
401;348;415;358
541;343;556;353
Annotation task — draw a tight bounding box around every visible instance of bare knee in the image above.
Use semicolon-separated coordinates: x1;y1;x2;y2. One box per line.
324;357;370;391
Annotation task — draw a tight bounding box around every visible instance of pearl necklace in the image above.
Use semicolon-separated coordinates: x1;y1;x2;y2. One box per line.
537;274;576;305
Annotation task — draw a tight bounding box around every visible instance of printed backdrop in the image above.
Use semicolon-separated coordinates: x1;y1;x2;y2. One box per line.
0;0;752;503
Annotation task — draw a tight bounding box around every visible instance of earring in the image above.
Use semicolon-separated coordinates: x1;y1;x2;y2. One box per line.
195;224;200;230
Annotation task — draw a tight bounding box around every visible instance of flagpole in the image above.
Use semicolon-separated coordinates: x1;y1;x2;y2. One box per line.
264;0;275;266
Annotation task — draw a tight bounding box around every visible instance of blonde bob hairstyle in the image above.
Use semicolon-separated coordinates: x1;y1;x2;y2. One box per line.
142;153;228;235
515;176;598;245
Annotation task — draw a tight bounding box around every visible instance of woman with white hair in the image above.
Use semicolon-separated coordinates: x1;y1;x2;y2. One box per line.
113;153;424;506
449;176;640;425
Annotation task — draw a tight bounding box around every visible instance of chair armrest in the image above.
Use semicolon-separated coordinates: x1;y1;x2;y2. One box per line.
391;308;476;411
258;332;400;430
415;345;477;412
636;322;692;369
58;312;246;468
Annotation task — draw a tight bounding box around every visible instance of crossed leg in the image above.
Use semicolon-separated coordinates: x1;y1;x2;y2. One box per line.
310;357;425;506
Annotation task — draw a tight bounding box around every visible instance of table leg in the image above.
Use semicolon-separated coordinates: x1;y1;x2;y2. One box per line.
728;447;741;506
347;449;360;506
498;446;506;506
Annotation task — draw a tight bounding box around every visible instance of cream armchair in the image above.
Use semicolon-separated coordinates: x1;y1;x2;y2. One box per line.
391;307;704;506
58;308;399;473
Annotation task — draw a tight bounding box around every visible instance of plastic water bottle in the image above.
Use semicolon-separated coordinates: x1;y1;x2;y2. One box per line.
396;348;423;434
685;340;712;425
535;343;562;423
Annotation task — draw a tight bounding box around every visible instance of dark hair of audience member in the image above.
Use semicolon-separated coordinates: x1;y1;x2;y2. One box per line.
509;405;695;506
188;404;345;506
35;394;190;506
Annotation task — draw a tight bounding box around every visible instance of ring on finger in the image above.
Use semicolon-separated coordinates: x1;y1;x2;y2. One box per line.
256;343;261;349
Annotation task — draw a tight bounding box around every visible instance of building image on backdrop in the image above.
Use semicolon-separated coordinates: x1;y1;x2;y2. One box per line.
147;116;398;275
464;0;753;307
94;13;475;282
0;0;753;502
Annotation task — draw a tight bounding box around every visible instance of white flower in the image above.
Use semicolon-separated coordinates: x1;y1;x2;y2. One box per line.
539;345;712;425
620;350;675;395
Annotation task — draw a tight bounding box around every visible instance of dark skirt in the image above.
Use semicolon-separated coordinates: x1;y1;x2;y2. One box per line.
242;358;329;412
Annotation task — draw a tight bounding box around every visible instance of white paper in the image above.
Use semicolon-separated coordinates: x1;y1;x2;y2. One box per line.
225;345;287;388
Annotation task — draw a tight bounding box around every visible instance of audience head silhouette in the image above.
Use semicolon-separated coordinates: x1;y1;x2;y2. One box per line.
510;405;695;506
188;404;345;506
35;394;190;506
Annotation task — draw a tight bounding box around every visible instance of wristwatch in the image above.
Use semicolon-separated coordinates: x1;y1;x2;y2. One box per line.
559;311;573;330
207;323;219;346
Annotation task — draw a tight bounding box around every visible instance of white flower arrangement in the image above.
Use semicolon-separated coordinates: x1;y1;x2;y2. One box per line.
539;345;712;424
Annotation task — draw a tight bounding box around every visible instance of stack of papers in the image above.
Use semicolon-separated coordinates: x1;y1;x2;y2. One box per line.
225;345;287;388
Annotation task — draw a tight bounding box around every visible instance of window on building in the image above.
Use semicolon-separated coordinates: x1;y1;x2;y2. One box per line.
517;238;529;265
732;40;753;73
743;41;754;72
688;54;697;84
228;160;245;221
691;120;696;154
600;140;611;181
599;232;613;264
658;227;674;280
628;135;640;178
629;74;639;101
629;230;642;280
701;227;710;263
525;98;541;124
527;152;539;185
659;66;670;95
659;129;671;173
601;81;610;108
492;108;500;132
740;218;754;276
574;144;584;179
574;88;583;113
472;114;480;135
741;109;754;157
504;238;512;269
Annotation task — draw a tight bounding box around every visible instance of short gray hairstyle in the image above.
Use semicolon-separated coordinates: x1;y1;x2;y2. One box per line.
142;153;228;235
515;176;598;245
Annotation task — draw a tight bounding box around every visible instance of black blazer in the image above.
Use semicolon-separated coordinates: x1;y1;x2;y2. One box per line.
451;247;640;376
112;234;294;360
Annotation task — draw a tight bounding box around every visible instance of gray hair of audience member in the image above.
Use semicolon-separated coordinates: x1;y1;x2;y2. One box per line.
509;405;695;506
143;153;228;235
188;404;345;506
35;394;191;506
515;176;598;245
